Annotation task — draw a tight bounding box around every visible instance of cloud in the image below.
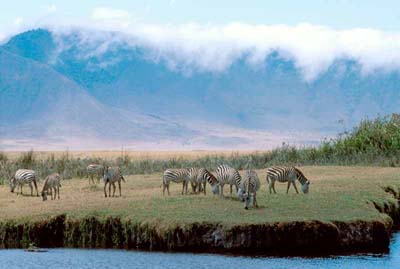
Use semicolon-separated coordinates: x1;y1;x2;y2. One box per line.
38;19;400;81
169;0;176;6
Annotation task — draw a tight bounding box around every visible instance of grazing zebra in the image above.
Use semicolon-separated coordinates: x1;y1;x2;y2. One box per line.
266;166;310;194
9;169;39;196
189;168;218;195
162;168;191;196
86;164;105;184
215;164;242;197
238;170;261;210
102;166;125;197
41;173;61;201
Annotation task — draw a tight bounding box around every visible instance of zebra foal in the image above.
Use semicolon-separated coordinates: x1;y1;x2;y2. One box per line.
103;166;125;197
41;173;61;201
238;169;260;210
189;168;218;195
86;164;105;184
215;164;242;197
9;169;39;196
266;166;310;194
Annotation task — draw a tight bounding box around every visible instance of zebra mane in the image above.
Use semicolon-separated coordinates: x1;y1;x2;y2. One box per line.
294;167;308;185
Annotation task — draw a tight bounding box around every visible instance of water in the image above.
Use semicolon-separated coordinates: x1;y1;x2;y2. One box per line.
0;233;399;269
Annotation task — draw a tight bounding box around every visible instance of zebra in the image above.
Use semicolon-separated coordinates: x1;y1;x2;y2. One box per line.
189;168;218;195
86;164;105;184
9;169;39;196
215;164;242;197
102;166;125;197
41;173;61;201
162;168;191;196
266;166;310;194
238;169;261;210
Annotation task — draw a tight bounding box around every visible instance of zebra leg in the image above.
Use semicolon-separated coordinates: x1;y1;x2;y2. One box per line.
272;181;277;194
203;182;207;195
167;183;170;196
33;180;39;197
220;184;224;198
29;183;33;196
293;182;299;194
104;182;108;197
58;186;60;199
118;181;122;196
181;182;185;195
112;183;116;197
230;184;233;196
162;182;166;196
286;182;291;194
254;192;258;208
50;188;53;200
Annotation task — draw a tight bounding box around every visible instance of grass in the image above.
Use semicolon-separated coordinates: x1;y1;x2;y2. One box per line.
0;166;399;226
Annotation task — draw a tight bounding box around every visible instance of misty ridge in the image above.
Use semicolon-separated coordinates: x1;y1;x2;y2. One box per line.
1;23;400;150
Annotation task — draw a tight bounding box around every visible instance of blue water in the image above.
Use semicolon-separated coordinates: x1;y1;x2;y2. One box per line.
0;233;399;269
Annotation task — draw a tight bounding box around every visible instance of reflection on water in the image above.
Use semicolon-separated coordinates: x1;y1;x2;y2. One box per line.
0;233;399;269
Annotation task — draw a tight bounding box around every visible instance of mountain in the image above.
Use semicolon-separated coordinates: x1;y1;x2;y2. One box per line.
1;28;400;150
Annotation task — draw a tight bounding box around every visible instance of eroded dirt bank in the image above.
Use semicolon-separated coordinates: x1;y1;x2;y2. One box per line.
0;216;392;255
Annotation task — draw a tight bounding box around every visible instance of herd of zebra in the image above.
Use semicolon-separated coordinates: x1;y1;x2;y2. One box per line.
163;164;311;209
7;164;310;209
8;164;125;200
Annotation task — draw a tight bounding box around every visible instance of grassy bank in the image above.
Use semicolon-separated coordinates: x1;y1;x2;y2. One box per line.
0;166;399;254
0;166;399;223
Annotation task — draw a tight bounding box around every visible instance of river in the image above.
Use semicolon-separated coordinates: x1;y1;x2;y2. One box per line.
0;233;399;269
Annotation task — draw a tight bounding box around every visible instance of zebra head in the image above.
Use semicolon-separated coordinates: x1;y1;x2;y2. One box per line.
102;166;110;182
9;176;16;193
237;187;245;202
41;191;48;201
301;180;310;194
211;183;220;195
243;193;253;210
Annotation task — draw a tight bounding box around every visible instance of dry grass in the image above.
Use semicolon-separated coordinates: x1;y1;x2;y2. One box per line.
3;150;264;161
0;166;399;225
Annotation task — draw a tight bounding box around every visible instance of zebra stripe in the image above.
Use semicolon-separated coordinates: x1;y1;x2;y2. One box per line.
103;166;125;197
266;166;310;194
10;169;39;196
41;173;61;201
162;168;190;196
86;164;105;184
215;164;241;197
238;170;261;209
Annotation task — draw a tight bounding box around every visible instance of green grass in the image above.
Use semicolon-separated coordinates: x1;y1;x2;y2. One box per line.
2;166;398;226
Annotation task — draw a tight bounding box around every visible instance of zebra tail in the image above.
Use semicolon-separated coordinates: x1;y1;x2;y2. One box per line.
121;175;126;182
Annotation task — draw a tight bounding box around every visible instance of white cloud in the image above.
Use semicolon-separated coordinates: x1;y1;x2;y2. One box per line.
169;0;176;6
38;19;400;81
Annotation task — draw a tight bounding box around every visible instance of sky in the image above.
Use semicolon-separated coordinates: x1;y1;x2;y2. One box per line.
1;0;400;32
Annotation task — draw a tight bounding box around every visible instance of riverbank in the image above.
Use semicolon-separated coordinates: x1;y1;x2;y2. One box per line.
0;166;399;255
